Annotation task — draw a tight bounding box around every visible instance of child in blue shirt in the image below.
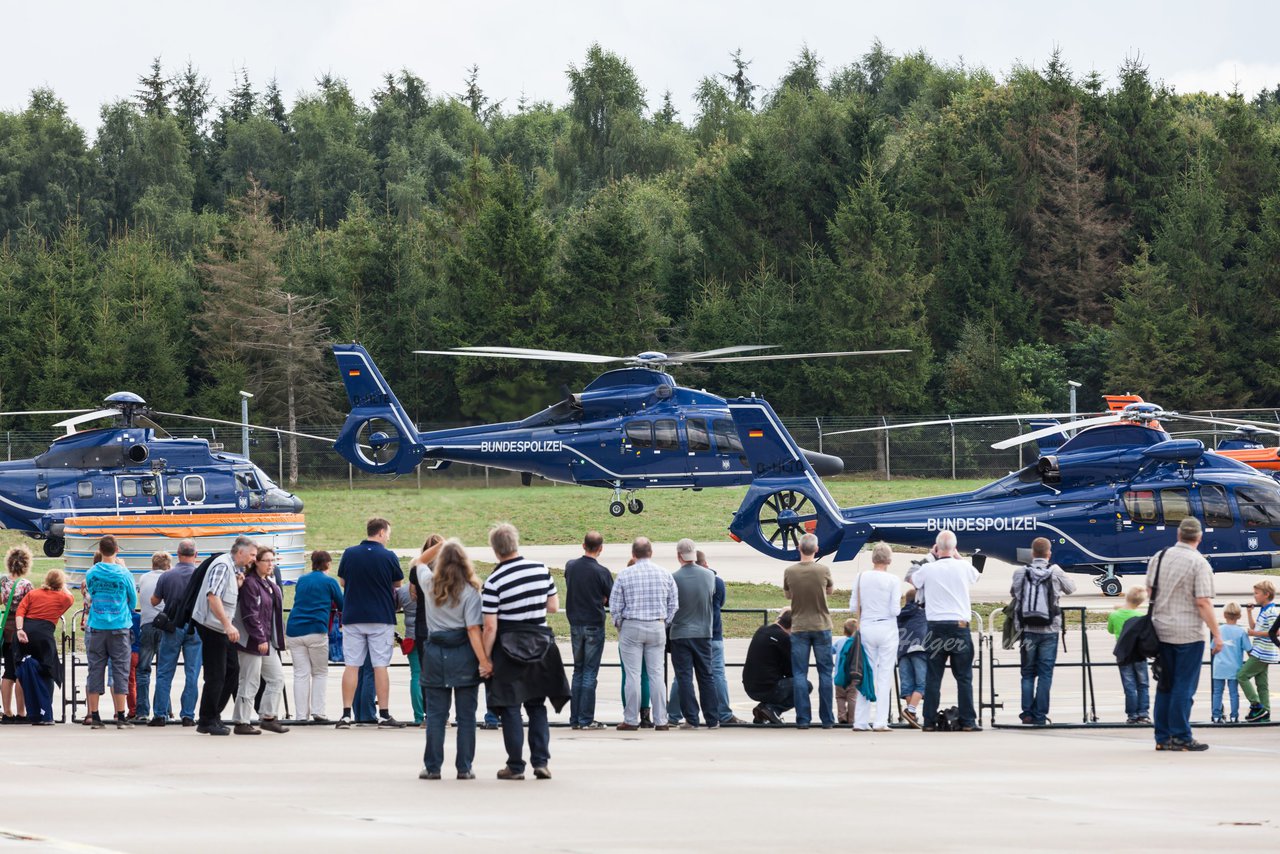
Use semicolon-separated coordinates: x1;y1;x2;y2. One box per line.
1212;602;1251;723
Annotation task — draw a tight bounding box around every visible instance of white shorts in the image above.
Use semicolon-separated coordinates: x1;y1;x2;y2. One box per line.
342;623;395;668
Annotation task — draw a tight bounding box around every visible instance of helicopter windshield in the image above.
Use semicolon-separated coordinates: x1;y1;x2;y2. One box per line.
1235;485;1280;527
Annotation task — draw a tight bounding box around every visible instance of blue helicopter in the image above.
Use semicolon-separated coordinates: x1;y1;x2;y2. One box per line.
725;397;1280;596
0;392;307;557
330;343;902;516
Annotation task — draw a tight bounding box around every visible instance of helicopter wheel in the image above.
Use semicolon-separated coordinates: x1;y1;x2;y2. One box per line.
609;501;626;518
627;498;644;515
43;537;65;559
1100;577;1123;598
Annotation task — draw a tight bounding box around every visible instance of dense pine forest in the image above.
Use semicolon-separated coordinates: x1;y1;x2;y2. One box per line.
3;43;1280;432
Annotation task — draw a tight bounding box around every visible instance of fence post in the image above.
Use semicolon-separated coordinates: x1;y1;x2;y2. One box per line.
883;416;891;481
277;432;284;485
348;463;353;491
816;417;822;454
949;416;956;480
485;466;490;489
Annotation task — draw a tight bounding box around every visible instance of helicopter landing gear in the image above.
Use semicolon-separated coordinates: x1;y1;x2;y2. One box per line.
627;498;644;515
43;537;64;558
609;485;644;517
1094;566;1122;597
609;501;626;517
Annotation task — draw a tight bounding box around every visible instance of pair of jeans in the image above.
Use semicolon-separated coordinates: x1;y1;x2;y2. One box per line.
923;622;976;728
790;630;834;726
853;619;898;730
285;632;329;719
353;654;376;721
424;684;478;774
619;620;667;726
711;639;734;722
1153;640;1204;745
1211;678;1240;720
569;624;605;726
670;637;719;726
1019;631;1059;724
496;699;549;773
196;623;239;726
154;626;202;720
1117;660;1149;721
134;623;162;718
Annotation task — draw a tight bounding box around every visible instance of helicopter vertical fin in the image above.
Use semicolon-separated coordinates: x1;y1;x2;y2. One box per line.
331;344;425;474
726;398;868;562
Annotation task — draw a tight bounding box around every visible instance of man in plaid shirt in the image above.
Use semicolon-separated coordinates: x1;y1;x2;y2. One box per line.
610;537;678;731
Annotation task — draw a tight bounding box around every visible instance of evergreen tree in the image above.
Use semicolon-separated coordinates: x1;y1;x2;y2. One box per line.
136;57;169;117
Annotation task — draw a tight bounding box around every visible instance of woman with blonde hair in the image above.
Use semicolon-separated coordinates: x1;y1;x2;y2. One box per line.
849;542;902;732
1;545;35;721
419;539;491;780
15;568;75;723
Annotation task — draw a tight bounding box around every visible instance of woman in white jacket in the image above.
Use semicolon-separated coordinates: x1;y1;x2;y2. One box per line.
850;543;902;731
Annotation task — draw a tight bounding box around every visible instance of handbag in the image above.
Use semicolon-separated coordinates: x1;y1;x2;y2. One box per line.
1114;549;1164;666
840;574;866;688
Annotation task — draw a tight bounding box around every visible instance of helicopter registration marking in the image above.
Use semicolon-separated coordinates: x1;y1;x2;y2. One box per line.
926;516;1037;532
479;441;563;454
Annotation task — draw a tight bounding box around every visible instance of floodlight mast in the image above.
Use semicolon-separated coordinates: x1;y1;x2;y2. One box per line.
239;391;254;459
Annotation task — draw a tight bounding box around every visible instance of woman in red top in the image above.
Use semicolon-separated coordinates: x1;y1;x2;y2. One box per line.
1;545;35;721
15;568;74;724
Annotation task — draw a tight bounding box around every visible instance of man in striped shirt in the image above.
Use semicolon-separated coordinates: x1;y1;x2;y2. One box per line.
482;523;562;780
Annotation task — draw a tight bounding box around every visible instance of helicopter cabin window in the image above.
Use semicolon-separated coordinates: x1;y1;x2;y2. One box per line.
1122;490;1159;523
120;479;138;498
686;419;711;452
183;476;205;503
36;483;48;501
166;478;182;497
1235;485;1280;527
77;481;93;499
653;419;680;452
625;421;653;449
712;419;743;453
1200;484;1233;527
141;478;157;497
1160;488;1190;524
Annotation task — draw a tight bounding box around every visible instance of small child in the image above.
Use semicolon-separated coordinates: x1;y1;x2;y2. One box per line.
832;618;857;725
1240;580;1277;723
1108;587;1150;724
1212;603;1251;722
897;588;928;728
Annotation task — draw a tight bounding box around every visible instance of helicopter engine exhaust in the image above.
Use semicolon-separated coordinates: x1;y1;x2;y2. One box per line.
127;444;149;464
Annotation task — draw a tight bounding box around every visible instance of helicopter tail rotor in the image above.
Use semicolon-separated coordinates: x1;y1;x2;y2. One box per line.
726;398;868;561
332;344;425;474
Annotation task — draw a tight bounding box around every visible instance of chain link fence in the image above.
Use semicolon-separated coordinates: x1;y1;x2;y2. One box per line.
9;408;1278;489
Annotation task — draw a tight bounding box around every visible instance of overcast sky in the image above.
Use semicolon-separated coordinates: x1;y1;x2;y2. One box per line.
4;1;1278;135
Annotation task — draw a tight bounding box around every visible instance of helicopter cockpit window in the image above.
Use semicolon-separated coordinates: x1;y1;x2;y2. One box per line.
712;420;743;453
141;478;157;497
77;481;93;499
184;476;206;503
120;479;138;498
166;478;182;497
236;471;260;491
1235;486;1280;527
1200;484;1233;527
1160;488;1190;524
687;419;711;452
1122;490;1159;523
625;421;653;449
653;419;680;452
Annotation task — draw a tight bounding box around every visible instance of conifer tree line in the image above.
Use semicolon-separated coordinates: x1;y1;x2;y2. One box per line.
3;42;1280;430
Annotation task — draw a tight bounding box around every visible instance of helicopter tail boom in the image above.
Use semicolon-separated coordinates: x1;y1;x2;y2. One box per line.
331;344;425;475
726;398;868;562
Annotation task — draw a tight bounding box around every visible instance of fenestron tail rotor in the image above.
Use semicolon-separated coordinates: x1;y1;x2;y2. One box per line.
757;489;817;553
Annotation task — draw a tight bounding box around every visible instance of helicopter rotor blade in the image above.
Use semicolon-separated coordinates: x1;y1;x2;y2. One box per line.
822;411;1101;438
667;345;778;361
133;414;173;440
415;347;625;364
151;411;334;444
694;349;910;363
0;409;94;417
990;414;1123;450
53;409;123;430
1170;413;1280;436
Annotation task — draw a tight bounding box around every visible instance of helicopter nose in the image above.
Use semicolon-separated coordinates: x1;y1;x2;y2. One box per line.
265;488;304;513
801;448;845;478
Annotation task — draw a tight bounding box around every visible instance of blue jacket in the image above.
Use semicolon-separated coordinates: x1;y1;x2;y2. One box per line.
897;601;928;658
287;571;344;637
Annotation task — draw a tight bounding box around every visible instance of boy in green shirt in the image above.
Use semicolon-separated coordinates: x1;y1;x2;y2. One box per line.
1108;586;1150;723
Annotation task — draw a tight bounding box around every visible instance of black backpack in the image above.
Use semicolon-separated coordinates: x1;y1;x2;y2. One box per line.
1114;549;1164;665
933;706;962;731
151;553;221;633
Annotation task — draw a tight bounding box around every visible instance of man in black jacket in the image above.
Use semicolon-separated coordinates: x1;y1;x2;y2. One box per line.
564;531;613;730
742;609;809;725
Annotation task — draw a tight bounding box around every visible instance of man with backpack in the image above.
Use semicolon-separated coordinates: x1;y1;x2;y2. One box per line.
1010;537;1076;726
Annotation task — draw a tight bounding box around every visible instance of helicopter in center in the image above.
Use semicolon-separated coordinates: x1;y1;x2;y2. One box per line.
331;343;906;516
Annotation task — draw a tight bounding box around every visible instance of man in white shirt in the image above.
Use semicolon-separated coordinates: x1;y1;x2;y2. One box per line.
911;530;981;731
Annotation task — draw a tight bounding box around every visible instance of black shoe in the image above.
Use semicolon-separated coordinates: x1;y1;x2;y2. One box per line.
90;718;106;730
378;715;407;729
1168;738;1209;751
115;717;135;729
753;703;783;726
457;771;475;780
1245;707;1270;723
148;716;168;728
496;767;525;781
419;769;442;780
197;723;230;736
533;766;552;780
181;717;195;727
335;716;353;729
639;708;654;729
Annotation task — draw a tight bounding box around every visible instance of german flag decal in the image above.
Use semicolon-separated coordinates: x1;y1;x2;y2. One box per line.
748;429;764;438
348;369;361;377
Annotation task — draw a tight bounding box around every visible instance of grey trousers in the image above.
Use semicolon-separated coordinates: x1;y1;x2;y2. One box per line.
619;620;667;726
233;649;284;723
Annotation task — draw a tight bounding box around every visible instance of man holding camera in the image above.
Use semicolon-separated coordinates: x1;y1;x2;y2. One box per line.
912;530;981;732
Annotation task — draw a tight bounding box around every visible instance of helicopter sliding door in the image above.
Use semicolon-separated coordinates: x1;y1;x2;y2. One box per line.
622;418;690;482
1230;484;1280;568
114;474;161;515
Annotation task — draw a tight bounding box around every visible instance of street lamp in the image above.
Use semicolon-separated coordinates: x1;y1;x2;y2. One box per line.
239;391;253;460
1068;380;1082;419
